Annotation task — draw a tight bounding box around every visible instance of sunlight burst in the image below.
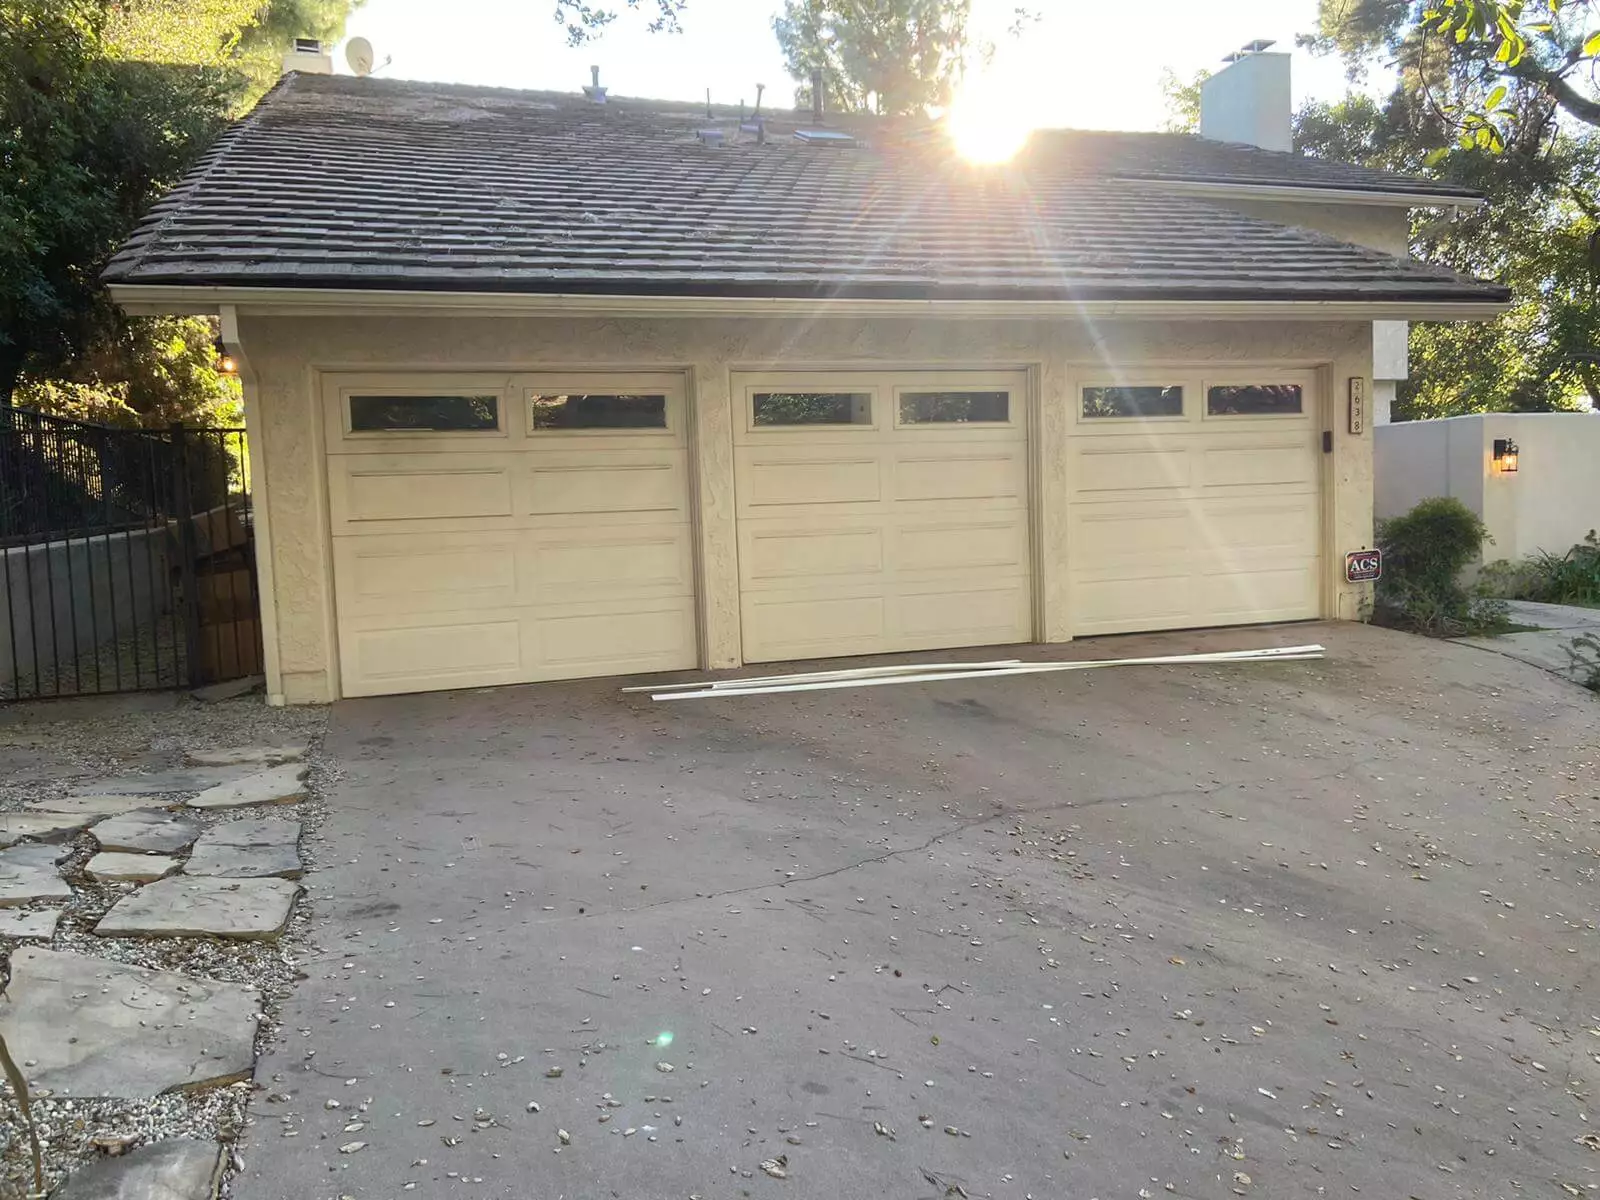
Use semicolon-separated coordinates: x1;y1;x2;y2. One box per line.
946;78;1034;164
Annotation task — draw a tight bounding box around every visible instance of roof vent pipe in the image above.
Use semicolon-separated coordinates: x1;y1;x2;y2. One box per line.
583;65;608;104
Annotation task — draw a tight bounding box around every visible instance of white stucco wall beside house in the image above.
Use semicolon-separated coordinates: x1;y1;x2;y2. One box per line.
1375;412;1600;564
233;311;1377;705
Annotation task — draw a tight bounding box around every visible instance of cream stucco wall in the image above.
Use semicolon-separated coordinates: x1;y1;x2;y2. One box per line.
236;313;1375;704
1376;412;1600;564
1205;199;1413;259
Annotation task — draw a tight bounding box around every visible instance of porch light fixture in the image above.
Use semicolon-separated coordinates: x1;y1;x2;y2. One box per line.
1492;437;1519;473
214;338;238;376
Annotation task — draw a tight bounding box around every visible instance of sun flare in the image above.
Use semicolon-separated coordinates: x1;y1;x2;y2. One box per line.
946;79;1034;164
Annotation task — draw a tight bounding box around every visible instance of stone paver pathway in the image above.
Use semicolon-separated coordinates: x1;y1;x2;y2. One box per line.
0;812;92;846
30;793;159;817
92;808;204;854
95;876;301;940
85;851;180;883
188;763;307;810
0;948;261;1098
0;908;61;938
186;744;306;768
0;842;72;906
50;1138;223;1200
184;818;302;879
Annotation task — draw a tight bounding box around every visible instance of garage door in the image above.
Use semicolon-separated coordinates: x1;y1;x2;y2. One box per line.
324;373;697;697
733;371;1033;663
1067;370;1322;635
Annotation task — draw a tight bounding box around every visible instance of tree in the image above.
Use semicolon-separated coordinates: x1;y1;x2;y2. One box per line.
0;0;359;420
773;0;976;115
1306;0;1600;150
553;0;688;46
1294;88;1598;415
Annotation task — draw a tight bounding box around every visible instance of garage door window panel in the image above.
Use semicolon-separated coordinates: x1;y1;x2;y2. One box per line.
530;393;669;432
897;390;1010;426
753;392;873;427
348;394;501;434
1206;384;1305;417
1080;385;1185;421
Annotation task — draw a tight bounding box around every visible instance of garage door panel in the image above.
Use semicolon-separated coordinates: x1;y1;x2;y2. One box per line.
733;371;1033;663
1072;503;1198;560
1072;572;1193;631
893;454;1022;502
896;522;1028;573
896;584;1030;640
342;617;524;697
1067;369;1321;636
1199;441;1317;488
538;603;696;672
1198;565;1318;620
334;535;519;615
533;533;691;597
741;593;887;661
742;527;884;581
740;457;882;509
334;460;515;525
326;372;697;696
1074;446;1194;494
528;460;685;516
1198;500;1319;558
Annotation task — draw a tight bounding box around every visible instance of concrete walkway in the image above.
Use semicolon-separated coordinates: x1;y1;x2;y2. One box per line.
1455;600;1600;681
235;623;1600;1200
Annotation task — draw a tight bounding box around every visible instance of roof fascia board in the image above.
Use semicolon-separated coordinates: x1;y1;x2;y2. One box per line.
1134;178;1486;209
108;284;1508;323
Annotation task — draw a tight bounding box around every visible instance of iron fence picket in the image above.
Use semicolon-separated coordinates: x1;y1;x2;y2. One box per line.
0;407;256;699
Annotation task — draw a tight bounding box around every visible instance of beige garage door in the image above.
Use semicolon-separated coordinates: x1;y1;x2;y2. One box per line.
733;371;1033;663
1067;370;1322;635
324;373;697;697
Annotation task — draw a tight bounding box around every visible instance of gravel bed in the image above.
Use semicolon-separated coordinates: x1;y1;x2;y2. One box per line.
0;692;334;1197
0;613;187;701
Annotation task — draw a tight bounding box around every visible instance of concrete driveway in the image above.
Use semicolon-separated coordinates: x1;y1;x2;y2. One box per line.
238;623;1599;1200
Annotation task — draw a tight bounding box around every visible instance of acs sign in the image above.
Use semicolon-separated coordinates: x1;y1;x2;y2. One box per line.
1345;549;1382;583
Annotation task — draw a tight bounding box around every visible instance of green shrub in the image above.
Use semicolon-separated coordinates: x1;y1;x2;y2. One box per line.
1524;532;1600;607
1374;497;1506;636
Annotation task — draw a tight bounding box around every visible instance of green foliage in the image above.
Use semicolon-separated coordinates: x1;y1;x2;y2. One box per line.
0;0;358;423
13;316;242;428
773;0;975;115
1485;531;1600;605
553;0;687;46
1159;67;1208;133
1307;0;1600;141
1373;497;1508;635
1294;85;1600;416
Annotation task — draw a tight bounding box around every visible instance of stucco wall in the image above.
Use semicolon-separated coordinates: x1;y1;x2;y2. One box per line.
1378;412;1600;563
1204;199;1413;259
237;313;1375;704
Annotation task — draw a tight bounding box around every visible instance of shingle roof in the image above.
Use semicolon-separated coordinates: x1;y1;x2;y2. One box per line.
104;73;1508;306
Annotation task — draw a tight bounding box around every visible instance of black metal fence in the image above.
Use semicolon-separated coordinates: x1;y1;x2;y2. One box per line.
0;407;260;699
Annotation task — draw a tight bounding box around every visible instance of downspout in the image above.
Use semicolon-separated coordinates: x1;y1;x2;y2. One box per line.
220;305;286;706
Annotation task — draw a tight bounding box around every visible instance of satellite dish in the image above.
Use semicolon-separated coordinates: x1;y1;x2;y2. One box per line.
346;36;375;77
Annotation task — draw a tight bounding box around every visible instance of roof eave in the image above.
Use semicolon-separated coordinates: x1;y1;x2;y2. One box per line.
1132;178;1487;209
107;282;1511;323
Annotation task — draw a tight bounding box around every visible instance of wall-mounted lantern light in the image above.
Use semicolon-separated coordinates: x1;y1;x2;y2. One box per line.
214;338;238;376
1492;437;1520;473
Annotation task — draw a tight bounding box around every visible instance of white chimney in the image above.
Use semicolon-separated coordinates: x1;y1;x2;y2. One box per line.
1199;46;1291;152
283;38;333;75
